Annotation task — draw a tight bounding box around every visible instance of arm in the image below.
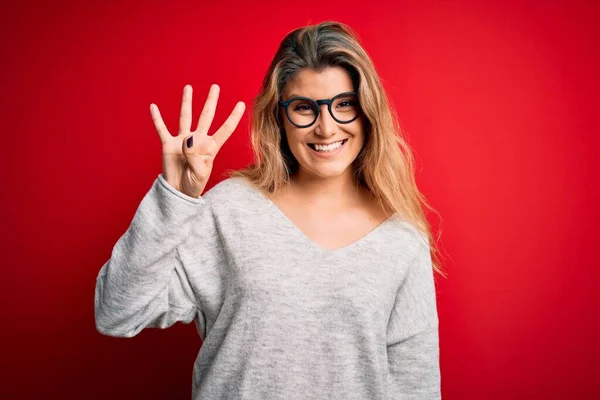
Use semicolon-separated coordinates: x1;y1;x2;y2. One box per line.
386;235;441;399
94;173;216;338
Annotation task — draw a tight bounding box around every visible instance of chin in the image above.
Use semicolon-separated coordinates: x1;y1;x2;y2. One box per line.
299;159;355;179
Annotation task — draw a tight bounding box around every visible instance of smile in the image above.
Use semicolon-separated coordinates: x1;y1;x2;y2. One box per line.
307;138;348;157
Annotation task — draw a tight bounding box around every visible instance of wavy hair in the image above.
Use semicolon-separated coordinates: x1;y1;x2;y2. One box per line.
227;21;446;278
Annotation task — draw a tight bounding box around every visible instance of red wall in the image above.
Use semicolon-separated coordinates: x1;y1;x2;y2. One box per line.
1;0;598;398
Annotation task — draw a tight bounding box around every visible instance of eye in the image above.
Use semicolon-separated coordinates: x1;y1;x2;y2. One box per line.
334;94;358;110
290;99;317;115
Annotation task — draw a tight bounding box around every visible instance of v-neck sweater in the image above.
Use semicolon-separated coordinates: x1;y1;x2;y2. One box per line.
94;173;441;399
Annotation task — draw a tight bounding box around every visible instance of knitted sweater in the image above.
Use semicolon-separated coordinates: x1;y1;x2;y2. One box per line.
94;173;441;399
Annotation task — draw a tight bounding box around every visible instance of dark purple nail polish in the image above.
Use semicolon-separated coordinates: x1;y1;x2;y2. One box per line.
186;136;193;148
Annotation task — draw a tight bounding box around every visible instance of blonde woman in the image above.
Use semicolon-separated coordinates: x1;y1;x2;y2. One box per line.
95;21;444;399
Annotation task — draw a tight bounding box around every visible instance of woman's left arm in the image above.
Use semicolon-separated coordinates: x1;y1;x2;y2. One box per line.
386;235;441;399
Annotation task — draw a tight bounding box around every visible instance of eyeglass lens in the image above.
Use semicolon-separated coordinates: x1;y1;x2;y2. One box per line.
287;93;359;127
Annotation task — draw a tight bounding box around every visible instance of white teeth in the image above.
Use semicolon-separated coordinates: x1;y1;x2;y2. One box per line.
313;139;345;152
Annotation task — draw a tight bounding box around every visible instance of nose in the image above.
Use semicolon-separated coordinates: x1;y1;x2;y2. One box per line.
314;104;337;137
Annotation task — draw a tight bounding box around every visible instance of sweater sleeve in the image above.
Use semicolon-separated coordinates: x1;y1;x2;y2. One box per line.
94;173;217;338
386;235;441;399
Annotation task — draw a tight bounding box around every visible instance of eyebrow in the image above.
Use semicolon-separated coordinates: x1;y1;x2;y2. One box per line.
284;92;354;101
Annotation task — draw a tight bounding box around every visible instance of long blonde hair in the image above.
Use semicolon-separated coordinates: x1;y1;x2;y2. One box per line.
227;21;447;278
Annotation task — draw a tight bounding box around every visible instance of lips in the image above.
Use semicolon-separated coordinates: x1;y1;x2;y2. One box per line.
307;138;348;150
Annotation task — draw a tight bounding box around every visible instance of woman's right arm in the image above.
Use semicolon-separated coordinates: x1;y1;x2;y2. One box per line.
94;84;245;338
94;174;212;338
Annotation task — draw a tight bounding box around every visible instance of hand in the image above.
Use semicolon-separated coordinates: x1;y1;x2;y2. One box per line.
150;84;245;198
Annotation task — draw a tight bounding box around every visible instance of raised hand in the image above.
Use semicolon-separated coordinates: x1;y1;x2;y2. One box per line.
150;84;245;198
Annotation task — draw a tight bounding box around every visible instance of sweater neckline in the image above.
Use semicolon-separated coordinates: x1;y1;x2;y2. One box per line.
233;177;399;258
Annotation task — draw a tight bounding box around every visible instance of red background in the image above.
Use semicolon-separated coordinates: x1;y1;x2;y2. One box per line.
1;0;598;398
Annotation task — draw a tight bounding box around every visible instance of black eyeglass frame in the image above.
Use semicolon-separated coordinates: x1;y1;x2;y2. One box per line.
278;91;361;128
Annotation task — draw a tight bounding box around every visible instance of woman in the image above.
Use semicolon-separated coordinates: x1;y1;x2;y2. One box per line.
95;21;444;399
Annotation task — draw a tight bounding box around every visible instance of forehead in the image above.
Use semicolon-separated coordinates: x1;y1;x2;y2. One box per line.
283;67;354;99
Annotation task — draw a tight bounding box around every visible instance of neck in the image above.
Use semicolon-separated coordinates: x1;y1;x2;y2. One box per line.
289;167;363;208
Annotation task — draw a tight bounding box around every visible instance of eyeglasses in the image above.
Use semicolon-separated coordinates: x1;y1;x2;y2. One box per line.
278;91;361;128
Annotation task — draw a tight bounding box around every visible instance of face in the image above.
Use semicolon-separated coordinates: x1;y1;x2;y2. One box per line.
280;67;366;181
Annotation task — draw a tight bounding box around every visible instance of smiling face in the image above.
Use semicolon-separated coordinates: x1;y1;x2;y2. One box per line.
280;67;366;181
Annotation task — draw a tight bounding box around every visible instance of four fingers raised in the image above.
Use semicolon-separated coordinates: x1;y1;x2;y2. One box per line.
150;85;245;151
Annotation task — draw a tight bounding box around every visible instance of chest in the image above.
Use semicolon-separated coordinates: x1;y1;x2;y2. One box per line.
218;207;410;323
268;192;390;251
227;239;403;327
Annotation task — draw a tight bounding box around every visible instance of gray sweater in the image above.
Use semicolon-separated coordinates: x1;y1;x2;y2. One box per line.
94;174;441;399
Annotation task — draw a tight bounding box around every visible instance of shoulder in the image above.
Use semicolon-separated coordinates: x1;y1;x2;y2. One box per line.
385;215;430;258
201;176;265;217
202;176;252;202
360;187;428;253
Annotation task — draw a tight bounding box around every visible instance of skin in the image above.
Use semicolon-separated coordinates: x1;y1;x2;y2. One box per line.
151;84;245;198
280;67;365;205
150;70;388;251
270;67;389;250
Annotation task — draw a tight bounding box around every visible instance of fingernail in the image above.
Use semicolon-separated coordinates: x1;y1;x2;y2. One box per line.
186;136;193;148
